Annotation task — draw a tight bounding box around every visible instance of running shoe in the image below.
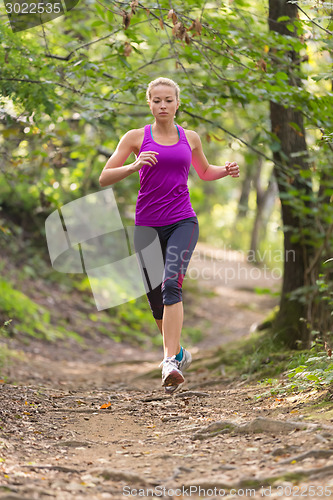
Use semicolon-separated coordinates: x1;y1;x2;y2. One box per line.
164;384;183;395
159;355;184;388
178;348;192;372
162;348;192;394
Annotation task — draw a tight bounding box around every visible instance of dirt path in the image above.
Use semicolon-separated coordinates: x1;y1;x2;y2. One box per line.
1;245;333;499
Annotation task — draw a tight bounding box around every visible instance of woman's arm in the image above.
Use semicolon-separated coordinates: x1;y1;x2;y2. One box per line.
188;130;240;181
99;130;159;187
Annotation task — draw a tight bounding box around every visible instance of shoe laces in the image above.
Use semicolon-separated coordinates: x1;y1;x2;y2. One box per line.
159;355;180;369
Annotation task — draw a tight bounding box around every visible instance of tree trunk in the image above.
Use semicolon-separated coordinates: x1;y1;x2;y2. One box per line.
250;172;278;262
268;0;314;348
237;161;257;218
237;173;253;218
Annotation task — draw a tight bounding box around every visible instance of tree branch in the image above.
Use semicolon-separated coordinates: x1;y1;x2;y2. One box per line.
0;77;146;106
289;1;333;36
135;56;176;72
156;0;196;89
182;109;287;170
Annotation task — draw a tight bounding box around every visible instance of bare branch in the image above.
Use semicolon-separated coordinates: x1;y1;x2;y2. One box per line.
182;109;287;170
290;1;333;36
156;0;196;89
0;77;147;107
135;56;176;72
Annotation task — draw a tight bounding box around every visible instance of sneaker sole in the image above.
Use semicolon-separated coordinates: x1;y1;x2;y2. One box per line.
162;369;185;387
164;382;184;395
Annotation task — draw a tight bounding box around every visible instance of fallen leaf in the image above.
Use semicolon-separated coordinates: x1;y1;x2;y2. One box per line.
100;402;111;409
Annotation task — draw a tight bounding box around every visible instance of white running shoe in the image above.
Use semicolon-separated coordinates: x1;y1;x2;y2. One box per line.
159;355;184;388
162;348;192;394
178;348;192;373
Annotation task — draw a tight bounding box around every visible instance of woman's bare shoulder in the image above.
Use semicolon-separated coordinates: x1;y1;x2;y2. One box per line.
123;127;145;141
120;127;145;155
183;128;200;150
183;128;199;138
123;127;145;156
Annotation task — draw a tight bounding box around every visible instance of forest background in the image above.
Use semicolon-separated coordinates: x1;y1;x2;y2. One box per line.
0;0;332;395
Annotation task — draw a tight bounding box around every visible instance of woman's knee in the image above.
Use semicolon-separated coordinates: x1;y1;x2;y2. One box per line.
147;285;164;319
162;275;183;305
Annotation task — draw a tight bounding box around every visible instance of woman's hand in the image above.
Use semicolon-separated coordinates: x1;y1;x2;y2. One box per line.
132;151;159;171
225;161;240;178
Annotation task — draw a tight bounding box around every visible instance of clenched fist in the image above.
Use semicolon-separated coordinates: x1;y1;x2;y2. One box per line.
133;151;159;171
225;161;240;178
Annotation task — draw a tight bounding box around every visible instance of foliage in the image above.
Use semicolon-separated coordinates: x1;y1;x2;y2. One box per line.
287;351;333;390
256;338;333;399
0;342;23;380
1;0;330;220
0;0;332;348
202;327;333;401
0;278;81;341
199;324;289;380
0;319;12;336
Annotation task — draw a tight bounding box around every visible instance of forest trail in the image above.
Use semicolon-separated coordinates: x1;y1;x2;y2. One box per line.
1;244;333;499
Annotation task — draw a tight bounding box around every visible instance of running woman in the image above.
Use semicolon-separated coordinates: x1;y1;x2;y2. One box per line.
99;77;240;393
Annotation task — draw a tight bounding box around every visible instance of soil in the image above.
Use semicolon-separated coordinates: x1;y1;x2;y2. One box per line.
1;243;333;499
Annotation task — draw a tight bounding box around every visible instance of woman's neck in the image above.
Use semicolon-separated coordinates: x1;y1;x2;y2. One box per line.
152;121;177;136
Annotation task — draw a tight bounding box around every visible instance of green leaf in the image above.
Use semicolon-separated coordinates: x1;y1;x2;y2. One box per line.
277;16;290;22
95;3;105;20
275;71;289;81
106;10;114;25
270;141;281;152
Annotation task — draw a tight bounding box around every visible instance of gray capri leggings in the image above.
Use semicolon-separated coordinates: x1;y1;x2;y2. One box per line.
134;216;199;320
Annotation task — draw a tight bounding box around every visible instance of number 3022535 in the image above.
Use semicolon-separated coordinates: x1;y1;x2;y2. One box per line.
5;3;62;14
275;485;332;497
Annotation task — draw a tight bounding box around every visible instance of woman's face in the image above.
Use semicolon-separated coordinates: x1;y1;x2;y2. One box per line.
149;85;179;120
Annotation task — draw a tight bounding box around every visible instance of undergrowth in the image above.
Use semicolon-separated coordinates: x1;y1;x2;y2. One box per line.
257;338;333;398
201;327;333;400
0;250;203;350
0;278;82;342
203;326;291;379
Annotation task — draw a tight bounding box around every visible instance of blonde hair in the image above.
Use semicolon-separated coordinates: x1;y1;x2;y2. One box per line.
146;77;180;103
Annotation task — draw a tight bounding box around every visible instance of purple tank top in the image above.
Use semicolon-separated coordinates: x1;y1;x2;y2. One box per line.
135;124;196;226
